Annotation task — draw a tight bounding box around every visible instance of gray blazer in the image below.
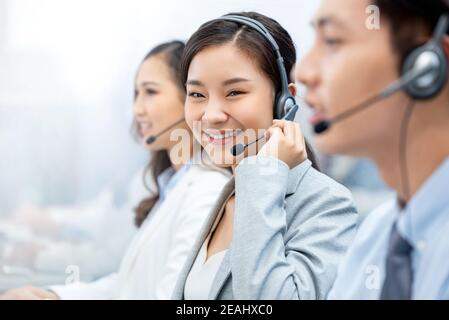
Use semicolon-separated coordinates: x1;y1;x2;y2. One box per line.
172;156;358;300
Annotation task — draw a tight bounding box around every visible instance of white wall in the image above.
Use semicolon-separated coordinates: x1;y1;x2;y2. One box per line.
0;0;321;214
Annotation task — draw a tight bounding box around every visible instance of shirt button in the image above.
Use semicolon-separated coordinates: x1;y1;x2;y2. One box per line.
417;240;427;251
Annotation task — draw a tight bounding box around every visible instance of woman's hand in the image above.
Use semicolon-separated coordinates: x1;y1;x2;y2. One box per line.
0;286;59;300
258;120;308;168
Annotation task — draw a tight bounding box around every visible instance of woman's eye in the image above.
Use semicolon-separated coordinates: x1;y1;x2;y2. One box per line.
145;89;157;95
324;37;342;48
188;92;205;98
227;90;245;97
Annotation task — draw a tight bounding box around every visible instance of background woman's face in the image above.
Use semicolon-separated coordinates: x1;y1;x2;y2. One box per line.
133;55;187;152
185;43;275;167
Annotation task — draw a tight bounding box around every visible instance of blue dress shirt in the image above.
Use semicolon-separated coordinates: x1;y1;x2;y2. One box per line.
328;157;449;299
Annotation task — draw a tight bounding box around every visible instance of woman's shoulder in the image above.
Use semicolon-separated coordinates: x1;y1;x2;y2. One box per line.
286;162;358;222
299;164;354;202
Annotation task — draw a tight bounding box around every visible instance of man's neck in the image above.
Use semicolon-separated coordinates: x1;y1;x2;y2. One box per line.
374;104;449;203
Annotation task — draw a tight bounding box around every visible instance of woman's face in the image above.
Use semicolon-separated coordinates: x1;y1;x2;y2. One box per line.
185;43;275;167
296;0;410;158
134;55;187;152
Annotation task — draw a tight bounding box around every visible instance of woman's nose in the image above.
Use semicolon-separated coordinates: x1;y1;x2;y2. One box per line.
202;103;228;124
133;98;146;117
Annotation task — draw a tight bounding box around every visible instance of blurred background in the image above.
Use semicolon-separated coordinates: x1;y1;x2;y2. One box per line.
0;0;394;291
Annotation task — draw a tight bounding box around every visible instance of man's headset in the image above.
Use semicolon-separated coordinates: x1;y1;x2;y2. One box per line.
313;14;449;134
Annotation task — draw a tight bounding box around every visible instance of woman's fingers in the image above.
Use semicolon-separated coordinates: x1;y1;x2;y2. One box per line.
272;120;305;145
264;129;270;141
265;125;281;141
271;120;295;142
293;122;304;145
0;287;41;300
268;126;283;141
258;120;308;168
30;287;58;299
284;121;296;142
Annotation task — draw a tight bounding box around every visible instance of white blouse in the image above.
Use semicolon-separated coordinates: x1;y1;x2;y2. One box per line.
184;190;234;300
48;164;230;300
184;235;228;300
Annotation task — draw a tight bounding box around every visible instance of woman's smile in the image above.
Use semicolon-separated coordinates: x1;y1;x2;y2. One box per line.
203;129;243;145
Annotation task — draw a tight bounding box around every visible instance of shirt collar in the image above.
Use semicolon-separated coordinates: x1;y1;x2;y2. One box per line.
157;166;176;201
397;156;449;249
157;161;192;201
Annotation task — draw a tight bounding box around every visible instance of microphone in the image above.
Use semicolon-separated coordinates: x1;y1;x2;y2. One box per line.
313;62;437;134
230;103;299;156
146;118;185;144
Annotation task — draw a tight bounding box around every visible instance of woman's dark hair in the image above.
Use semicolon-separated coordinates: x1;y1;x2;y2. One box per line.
181;11;320;170
132;40;185;227
374;0;449;67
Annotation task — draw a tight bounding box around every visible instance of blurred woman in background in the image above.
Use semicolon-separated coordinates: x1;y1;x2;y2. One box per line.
1;40;230;300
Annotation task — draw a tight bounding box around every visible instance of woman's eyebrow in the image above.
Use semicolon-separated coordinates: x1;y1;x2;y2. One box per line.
186;79;204;86
186;78;251;87
140;81;159;87
222;78;250;86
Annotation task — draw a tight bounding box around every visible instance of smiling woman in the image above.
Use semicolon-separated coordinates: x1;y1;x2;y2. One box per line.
132;41;191;227
172;11;358;300
182;17;319;168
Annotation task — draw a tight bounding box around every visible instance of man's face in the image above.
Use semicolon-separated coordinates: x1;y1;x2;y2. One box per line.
296;0;411;158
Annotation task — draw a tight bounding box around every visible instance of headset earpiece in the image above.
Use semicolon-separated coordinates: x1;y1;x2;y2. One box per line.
218;14;299;121
274;92;296;119
402;43;448;100
401;14;449;100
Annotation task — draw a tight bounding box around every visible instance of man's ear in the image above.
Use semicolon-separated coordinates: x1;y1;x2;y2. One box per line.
443;34;449;59
288;83;297;97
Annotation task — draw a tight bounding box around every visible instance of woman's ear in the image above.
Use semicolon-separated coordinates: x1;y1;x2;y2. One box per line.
288;83;297;97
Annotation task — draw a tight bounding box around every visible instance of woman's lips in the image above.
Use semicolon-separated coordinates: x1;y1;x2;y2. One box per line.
203;130;243;145
138;123;152;137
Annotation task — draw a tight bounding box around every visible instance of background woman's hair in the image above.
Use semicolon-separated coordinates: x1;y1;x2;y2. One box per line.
132;40;185;227
181;11;320;170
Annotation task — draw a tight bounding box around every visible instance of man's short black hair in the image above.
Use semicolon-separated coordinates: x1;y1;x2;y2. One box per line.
373;0;449;66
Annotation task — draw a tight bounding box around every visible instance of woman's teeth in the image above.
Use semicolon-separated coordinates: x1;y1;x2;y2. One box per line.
205;130;243;143
207;131;241;139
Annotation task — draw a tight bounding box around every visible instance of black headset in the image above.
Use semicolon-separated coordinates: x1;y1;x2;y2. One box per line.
402;14;448;100
314;13;449;134
217;14;298;120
